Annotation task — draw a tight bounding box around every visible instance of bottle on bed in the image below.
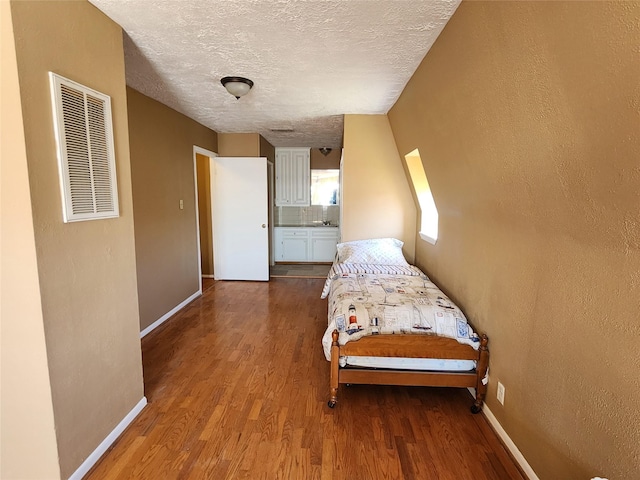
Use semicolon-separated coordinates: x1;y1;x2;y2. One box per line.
370;316;380;335
347;304;360;334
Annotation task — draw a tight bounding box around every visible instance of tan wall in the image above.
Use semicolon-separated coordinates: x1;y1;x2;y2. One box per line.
127;87;217;331
9;1;145;477
0;2;61;477
342;115;416;262
259;135;275;163
218;132;260;156
196;153;214;276
388;2;640;478
310;148;341;169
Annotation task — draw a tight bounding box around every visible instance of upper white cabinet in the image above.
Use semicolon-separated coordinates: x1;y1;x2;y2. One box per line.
275;147;310;206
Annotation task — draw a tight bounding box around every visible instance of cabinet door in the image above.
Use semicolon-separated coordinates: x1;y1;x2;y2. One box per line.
311;229;339;262
274;228;284;260
290;149;310;206
275;150;292;206
276;147;309;206
282;237;308;261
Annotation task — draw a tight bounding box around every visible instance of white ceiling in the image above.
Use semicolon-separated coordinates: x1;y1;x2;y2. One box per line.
89;0;460;148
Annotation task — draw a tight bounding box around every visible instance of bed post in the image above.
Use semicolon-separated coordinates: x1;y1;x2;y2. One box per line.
471;334;489;414
328;329;339;408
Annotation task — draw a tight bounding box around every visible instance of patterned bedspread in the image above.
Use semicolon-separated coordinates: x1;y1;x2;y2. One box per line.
321;264;479;361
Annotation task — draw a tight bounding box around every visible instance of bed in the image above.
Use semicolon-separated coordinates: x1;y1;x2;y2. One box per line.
320;238;489;413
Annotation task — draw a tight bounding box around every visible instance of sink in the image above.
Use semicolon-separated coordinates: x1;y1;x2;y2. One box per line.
275;223;339;228
310;221;337;227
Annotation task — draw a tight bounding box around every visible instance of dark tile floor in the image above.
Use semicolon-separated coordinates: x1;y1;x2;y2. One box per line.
270;263;331;278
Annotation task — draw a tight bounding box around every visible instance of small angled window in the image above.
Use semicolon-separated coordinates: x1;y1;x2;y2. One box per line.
49;73;119;222
404;149;438;244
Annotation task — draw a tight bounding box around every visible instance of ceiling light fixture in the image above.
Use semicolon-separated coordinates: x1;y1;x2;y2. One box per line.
319;147;332;156
221;76;254;99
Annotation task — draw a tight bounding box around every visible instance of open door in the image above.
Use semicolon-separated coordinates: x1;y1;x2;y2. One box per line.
211;157;269;281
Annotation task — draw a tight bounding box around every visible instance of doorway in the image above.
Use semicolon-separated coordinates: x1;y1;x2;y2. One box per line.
267;160;275;266
193;147;218;293
194;149;274;283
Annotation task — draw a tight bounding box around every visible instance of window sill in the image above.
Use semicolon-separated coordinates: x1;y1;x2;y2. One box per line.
419;232;437;245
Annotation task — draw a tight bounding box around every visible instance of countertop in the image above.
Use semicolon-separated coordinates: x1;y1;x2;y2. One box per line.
275;224;339;228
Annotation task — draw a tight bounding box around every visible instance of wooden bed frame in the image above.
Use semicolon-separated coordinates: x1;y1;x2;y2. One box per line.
328;329;489;413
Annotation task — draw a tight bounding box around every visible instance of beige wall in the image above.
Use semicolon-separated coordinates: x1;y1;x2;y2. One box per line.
217;132;273;159
196;153;214;276
8;1;145;478
127;87;217;331
310;147;341;169
388;1;640;478
218;132;260;156
342;115;416;262
0;2;61;477
259;135;275;163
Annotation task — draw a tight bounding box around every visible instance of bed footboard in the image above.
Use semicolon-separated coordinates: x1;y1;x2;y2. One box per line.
328;330;340;408
327;329;490;414
471;334;489;413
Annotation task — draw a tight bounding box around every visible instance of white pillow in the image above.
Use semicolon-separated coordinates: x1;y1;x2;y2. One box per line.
336;238;409;266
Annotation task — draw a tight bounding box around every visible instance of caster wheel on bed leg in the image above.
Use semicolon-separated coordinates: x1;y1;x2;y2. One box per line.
470;404;482;414
328;400;336;408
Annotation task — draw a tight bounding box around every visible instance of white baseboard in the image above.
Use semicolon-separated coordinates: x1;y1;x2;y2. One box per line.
478;399;539;478
467;388;537;479
140;290;201;338
68;397;147;480
201;274;215;278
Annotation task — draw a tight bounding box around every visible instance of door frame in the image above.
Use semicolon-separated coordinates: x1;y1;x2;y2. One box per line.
267;160;275;266
193;145;218;293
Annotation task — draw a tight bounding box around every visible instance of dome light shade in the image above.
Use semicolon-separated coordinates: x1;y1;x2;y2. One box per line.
221;76;254;99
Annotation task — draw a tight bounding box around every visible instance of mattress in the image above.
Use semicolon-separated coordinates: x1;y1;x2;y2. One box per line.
340;356;476;371
321;263;480;361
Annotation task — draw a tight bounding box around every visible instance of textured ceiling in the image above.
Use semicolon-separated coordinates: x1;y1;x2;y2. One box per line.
88;0;460;148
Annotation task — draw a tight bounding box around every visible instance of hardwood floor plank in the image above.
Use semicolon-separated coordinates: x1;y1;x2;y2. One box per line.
394;436;415;480
85;278;525;480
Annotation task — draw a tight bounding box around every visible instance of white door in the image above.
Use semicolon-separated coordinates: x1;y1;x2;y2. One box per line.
211;157;269;281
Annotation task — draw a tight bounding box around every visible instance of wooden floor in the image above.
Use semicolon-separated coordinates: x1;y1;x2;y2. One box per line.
86;278;524;480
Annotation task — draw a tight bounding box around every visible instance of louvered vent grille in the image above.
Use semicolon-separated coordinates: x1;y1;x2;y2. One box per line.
50;73;119;222
87;94;114;213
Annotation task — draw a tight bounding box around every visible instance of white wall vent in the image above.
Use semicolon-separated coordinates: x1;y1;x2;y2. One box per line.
49;73;119;222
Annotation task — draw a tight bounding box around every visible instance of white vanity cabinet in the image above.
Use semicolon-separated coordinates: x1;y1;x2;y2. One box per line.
274;228;309;261
275;148;310;206
310;229;340;262
274;227;339;262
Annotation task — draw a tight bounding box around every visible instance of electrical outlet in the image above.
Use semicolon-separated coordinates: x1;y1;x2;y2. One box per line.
497;381;505;405
179;199;184;210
